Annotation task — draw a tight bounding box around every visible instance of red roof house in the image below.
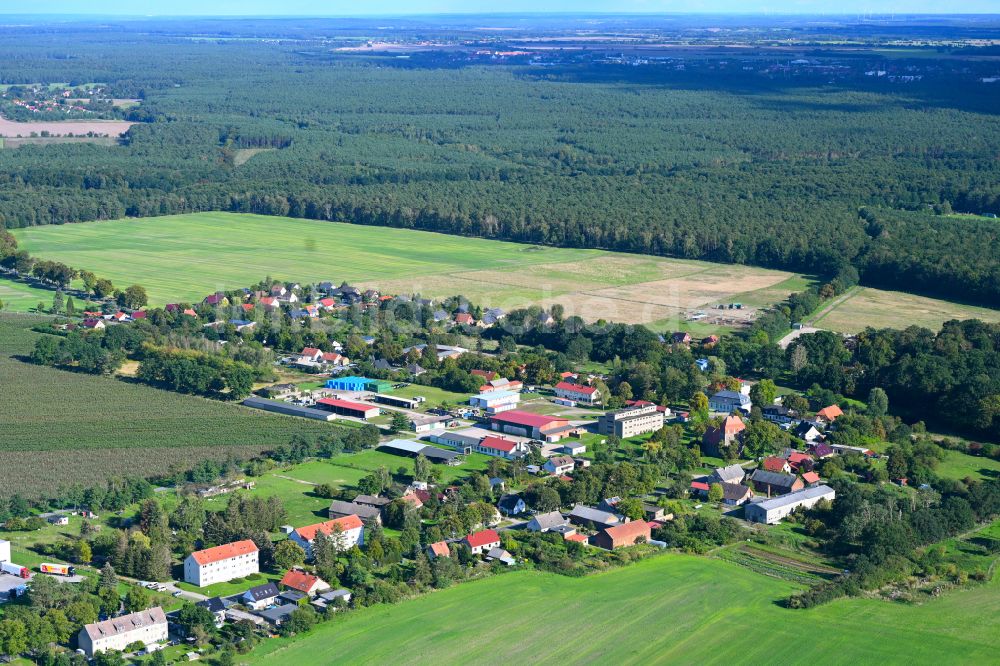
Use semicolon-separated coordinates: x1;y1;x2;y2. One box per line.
801;471;821;486
762;456;792;474
817;404;844;423
426;541;450;559
463;529;501;555
280;569;330;596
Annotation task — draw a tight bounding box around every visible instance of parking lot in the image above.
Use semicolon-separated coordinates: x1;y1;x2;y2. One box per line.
0;573;29;600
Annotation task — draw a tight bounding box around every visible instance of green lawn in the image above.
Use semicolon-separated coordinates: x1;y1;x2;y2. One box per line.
176;572;280;598
248;553;1000;665
0;277;52;312
391;383;472;407
936;449;1000;482
211;450;494;528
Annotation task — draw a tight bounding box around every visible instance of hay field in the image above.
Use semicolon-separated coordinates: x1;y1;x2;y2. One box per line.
12;212;803;332
813;287;1000;333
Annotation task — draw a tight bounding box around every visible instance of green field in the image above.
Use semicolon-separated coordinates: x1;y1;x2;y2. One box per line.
0;276;51;311
11;212;807;330
249;553;1000;665
936;449;1000;482
0;314;340;497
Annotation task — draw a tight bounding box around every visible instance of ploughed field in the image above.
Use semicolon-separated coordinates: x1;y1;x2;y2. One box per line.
248;553;1000;665
0;314;337;497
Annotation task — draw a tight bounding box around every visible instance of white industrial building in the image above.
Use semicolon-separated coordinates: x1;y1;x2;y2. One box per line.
0;539;10;564
183;539;259;587
469;389;520;414
78;607;168;656
744;485;836;524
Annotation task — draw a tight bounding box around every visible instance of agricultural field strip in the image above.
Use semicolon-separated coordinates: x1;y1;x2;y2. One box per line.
247;554;1000;664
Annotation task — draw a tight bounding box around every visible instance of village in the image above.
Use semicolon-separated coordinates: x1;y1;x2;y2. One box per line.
0;275;888;661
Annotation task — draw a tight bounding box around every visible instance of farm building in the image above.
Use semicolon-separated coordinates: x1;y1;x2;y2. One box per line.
183;539;259;587
379;438;462;464
329;500;382;525
242;397;337;421
489;410;572;442
408;414;453;433
710;464;746;485
315;398;380;420
569;505;624;531
597;403;664;438
372;393;421;409
749;470;804;497
592;521;651;550
527;511;570;533
78;608;167;657
325;376;394;393
745;485;836;524
469;390;521;414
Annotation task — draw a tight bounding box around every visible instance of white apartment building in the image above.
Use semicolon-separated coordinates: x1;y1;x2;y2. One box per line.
78;607;168;656
183;539;259;587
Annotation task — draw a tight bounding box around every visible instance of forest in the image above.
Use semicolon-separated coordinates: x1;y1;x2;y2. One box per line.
0;21;998;308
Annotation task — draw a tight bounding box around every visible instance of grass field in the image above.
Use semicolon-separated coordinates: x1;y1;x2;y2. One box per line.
249;553;1000;665
936;449;1000;482
0;314;341;497
811;286;1000;334
0;276;50;311
11;212;804;331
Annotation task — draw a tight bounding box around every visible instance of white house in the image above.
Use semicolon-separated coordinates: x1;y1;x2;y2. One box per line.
183;539;259;587
78;607;168;657
290;515;364;558
543;455;575;476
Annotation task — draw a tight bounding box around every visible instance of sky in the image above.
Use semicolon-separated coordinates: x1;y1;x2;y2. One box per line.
2;1;998;16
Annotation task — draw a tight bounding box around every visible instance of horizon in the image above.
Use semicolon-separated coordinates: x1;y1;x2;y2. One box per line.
3;3;1000;17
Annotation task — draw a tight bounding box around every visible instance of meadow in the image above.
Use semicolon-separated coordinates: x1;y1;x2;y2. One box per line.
12;212;802;332
249;553;1000;665
0;276;50;311
810;287;1000;334
0;314;339;497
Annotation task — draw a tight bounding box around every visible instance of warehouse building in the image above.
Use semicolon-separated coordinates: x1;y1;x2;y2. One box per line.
489;410;572;442
315;398;380;420
469;389;521;414
744;485;836;524
242;397;337;421
325;376;394;393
